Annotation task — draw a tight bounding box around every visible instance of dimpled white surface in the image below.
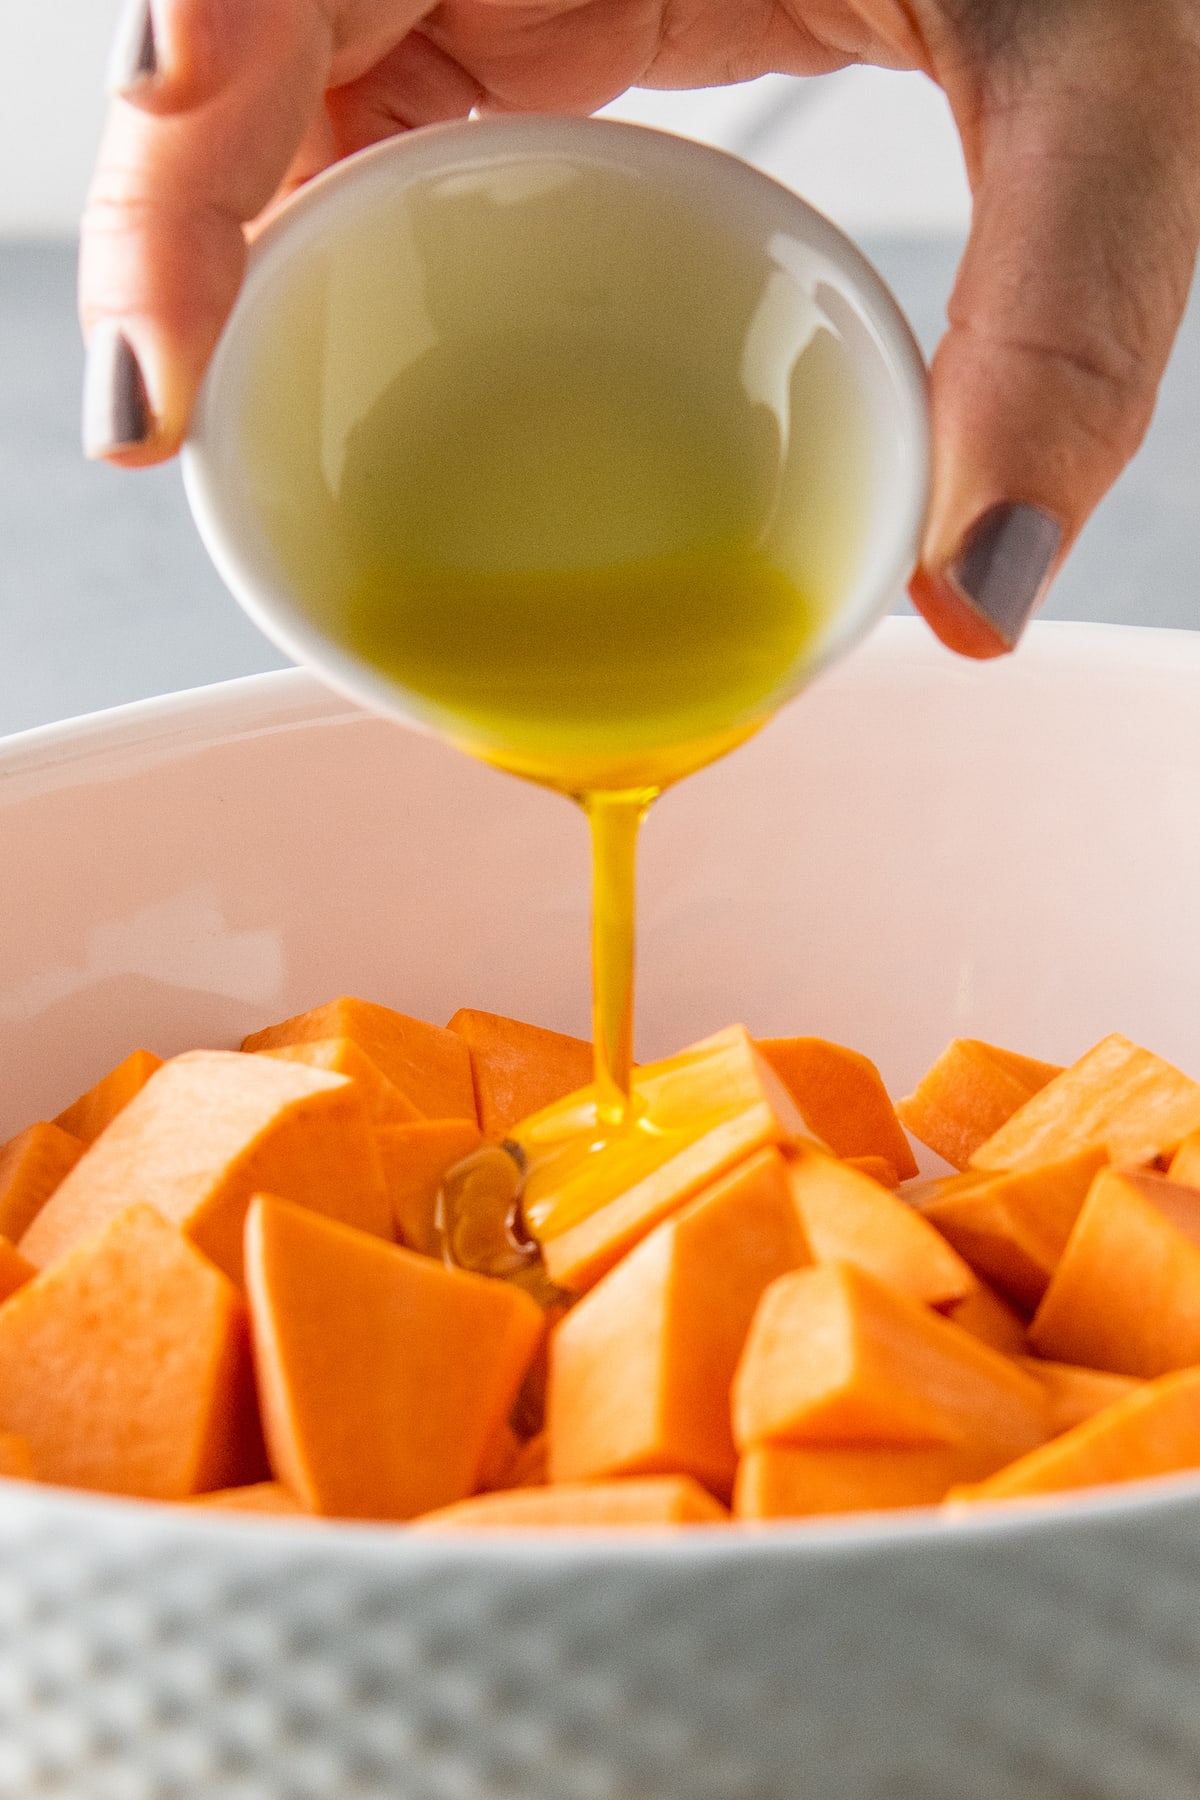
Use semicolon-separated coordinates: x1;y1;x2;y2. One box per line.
4;1480;1200;1798
2;620;1200;1796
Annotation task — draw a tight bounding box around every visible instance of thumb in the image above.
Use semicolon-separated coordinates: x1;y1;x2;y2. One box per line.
911;7;1200;657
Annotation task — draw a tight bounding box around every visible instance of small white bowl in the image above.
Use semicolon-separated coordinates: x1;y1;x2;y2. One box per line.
181;115;929;757
2;620;1200;1796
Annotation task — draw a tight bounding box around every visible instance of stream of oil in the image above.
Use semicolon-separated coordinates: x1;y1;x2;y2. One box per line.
239;154;873;1271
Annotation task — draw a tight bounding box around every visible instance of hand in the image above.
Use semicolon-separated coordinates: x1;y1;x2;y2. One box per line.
81;0;1200;655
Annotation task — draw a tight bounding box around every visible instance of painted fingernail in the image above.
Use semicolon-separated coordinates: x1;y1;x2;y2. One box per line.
107;0;158;97
82;323;153;458
945;503;1062;649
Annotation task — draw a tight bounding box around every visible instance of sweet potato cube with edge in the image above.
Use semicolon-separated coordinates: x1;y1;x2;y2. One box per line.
952;1368;1200;1503
0;1204;263;1498
259;1038;420;1124
376;1118;483;1251
245;1194;543;1520
478;1422;523;1492
189;1482;306;1515
412;1476;728;1530
20;1051;390;1286
732;1262;1048;1464
242;997;476;1123
54;1048;163;1145
518;1026;809;1293
1029;1167;1200;1376
448;1009;594;1141
0;1434;34;1481
920;1146;1106;1310
0;1237;35;1303
971;1034;1200;1172
896;1039;1063;1170
787;1148;976;1308
548;1147;810;1499
735;1443;996;1519
944;1282;1029;1354
0;1121;84;1244
1168;1130;1200;1187
757;1038;917;1178
844;1155;900;1188
1016;1358;1143;1436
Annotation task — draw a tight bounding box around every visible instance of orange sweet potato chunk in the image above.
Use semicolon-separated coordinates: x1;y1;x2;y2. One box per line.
952;1368;1200;1503
477;1424;549;1493
0;1433;34;1481
447;1009;593;1141
0;1121;84;1244
786;1148;976;1309
971;1034;1200;1172
478;1422;523;1492
20;1051;391;1287
54;1048;163;1145
0;1204;264;1498
411;1476;729;1530
259;1038;420;1124
843;1155;900;1189
757;1038;918;1179
188;1481;307;1515
245;1194;544;1520
547;1147;810;1500
1168;1129;1200;1187
735;1443;995;1519
522;1026;808;1294
1029;1167;1200;1377
375;1118;483;1251
505;1431;548;1490
242;997;476;1123
896;1039;1063;1170
944;1282;1029;1355
920;1147;1106;1310
1016;1358;1144;1436
0;1237;34;1303
732;1262;1048;1464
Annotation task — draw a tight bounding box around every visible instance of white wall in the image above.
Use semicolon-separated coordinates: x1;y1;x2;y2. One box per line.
603;70;969;237
2;0;969;239
0;0;125;236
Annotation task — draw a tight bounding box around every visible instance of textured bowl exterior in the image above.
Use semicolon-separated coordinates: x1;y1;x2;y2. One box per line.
6;1478;1200;1799
2;619;1200;1796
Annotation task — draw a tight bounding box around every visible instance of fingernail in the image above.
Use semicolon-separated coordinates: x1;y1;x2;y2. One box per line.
944;503;1062;649
82;324;153;458
107;0;158;97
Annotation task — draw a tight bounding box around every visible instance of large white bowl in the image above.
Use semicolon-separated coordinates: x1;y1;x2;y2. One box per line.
2;618;1200;1798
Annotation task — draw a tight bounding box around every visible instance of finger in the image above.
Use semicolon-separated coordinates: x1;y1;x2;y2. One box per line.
106;0;251;114
325;30;485;158
106;0;415;113
81;0;341;464
911;7;1200;656
421;0;662;114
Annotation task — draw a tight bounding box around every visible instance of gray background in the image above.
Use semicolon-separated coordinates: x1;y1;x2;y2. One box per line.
2;237;1197;738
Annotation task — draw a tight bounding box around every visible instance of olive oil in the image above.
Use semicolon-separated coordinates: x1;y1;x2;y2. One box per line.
334;327;834;794
238;149;874;1227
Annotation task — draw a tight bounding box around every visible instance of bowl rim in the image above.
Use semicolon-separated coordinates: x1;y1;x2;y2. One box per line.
5;1445;1200;1563
4;614;1200;1558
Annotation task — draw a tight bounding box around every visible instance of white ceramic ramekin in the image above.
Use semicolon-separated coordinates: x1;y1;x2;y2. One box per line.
181;115;929;747
2;620;1200;1796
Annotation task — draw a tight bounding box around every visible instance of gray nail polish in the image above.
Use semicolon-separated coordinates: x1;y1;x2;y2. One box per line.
82;324;152;458
107;0;157;96
947;503;1062;648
